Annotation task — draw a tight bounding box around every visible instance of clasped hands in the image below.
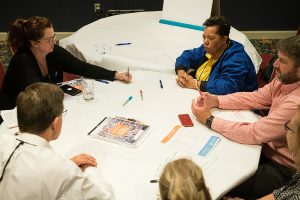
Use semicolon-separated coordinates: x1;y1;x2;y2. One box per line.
191;92;219;125
176;70;196;89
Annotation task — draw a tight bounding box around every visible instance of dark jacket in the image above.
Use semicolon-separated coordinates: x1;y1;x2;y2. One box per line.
0;45;116;110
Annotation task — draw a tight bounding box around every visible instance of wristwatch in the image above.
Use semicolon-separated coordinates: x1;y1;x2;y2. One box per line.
205;115;215;129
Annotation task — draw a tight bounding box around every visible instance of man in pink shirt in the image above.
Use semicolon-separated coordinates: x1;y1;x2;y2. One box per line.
191;35;300;199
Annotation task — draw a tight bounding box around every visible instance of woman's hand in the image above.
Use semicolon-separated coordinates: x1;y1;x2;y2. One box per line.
115;71;132;83
176;71;196;89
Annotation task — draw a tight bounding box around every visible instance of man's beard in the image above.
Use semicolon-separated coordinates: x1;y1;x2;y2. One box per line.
276;68;300;84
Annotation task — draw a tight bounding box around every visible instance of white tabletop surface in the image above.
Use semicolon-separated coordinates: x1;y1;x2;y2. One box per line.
60;11;262;74
0;70;261;199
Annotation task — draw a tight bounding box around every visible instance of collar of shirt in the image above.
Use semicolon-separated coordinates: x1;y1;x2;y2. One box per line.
16;133;51;149
276;79;300;94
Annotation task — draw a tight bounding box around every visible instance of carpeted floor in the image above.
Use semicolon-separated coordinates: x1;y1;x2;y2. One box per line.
0;39;279;71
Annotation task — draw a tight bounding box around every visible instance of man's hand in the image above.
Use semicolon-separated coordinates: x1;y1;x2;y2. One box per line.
196;92;219;108
191;99;212;124
71;153;97;171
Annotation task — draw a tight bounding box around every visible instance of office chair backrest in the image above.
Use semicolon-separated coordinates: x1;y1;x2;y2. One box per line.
0;61;5;90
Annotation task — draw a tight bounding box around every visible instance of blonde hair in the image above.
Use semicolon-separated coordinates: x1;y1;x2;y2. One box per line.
159;158;212;200
294;105;300;171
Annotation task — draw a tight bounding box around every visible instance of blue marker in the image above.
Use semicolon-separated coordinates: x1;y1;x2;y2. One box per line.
116;42;131;46
96;79;109;84
122;96;133;106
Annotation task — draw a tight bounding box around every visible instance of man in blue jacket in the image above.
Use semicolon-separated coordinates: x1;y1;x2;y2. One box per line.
175;16;258;95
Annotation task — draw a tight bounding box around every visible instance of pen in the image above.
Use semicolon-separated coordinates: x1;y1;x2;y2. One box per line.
96;79;109;84
122;96;133;106
150;179;158;183
159;80;163;89
127;67;130;78
116;42;131;46
140;90;143;100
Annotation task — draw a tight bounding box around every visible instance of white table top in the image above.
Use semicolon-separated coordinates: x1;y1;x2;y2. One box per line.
1;71;261;199
60;11;262;74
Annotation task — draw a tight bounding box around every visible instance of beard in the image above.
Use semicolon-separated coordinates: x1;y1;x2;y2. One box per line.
276;68;300;84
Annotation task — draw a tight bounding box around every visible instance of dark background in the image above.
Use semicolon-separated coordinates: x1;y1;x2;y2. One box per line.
0;0;299;32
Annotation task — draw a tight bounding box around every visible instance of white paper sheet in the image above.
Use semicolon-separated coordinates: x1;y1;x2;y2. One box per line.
1;108;18;129
164;126;221;156
161;0;213;26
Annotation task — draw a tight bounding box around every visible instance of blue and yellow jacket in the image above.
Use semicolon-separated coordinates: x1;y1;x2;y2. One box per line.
175;40;258;95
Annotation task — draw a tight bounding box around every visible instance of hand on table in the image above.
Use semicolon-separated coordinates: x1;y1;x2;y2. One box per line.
176;70;196;89
71;153;97;171
115;71;132;83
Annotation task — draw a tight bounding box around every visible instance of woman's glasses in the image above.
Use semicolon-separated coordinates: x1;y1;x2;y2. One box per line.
38;34;56;44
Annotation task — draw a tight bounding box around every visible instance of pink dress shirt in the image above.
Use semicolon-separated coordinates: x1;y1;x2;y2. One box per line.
212;78;300;168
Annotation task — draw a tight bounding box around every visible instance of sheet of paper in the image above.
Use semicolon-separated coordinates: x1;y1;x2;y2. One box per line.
164;126;220;156
161;0;213;26
1;107;18;129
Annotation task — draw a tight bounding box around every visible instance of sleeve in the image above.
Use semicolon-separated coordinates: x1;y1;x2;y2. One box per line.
83;167;115;200
212;87;297;145
59;161;114;200
206;51;257;94
53;45;116;81
175;46;204;73
218;81;274;110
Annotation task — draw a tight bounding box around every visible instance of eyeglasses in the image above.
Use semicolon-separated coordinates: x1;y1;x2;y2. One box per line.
38;34;56;44
62;109;68;117
284;120;295;133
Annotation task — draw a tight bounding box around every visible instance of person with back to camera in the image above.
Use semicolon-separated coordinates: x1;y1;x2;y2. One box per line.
224;104;300;200
0;16;132;110
175;16;258;94
191;35;300;199
0;82;114;200
159;158;212;200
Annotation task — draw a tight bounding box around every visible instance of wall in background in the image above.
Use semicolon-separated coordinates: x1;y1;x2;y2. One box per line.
0;0;163;32
1;0;95;32
221;0;300;31
0;0;299;32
